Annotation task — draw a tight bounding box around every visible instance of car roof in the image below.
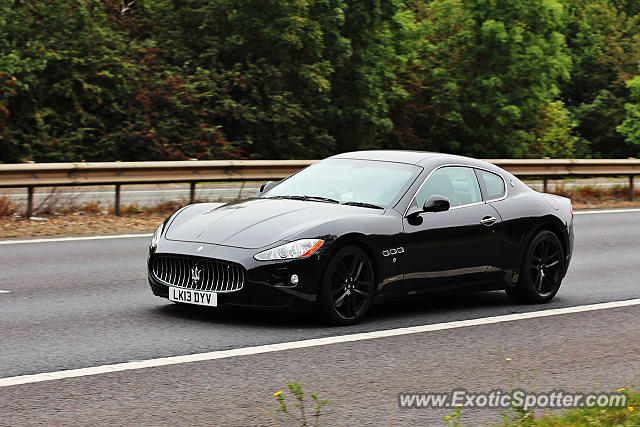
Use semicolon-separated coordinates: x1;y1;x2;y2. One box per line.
330;150;475;166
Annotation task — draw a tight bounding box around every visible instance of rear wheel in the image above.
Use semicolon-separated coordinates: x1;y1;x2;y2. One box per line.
318;245;375;325
506;230;565;303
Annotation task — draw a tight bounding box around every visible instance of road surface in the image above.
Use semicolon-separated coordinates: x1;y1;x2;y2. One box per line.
0;209;639;425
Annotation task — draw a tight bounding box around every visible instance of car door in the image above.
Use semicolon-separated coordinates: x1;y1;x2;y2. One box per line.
399;166;503;292
474;167;514;279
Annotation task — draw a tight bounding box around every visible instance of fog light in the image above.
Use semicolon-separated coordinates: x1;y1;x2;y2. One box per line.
290;274;299;285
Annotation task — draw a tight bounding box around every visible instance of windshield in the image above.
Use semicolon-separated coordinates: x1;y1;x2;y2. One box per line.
263;158;421;208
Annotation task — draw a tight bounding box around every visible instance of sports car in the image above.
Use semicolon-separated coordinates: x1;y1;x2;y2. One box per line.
148;151;574;324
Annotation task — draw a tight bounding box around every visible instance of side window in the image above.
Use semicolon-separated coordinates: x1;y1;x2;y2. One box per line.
478;170;506;200
415;167;482;208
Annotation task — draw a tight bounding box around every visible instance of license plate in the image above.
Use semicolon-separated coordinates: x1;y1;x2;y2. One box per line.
168;287;217;307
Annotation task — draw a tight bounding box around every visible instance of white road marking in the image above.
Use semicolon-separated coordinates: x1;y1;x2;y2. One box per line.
1;298;640;388
0;290;11;294
0;234;152;245
573;208;640;215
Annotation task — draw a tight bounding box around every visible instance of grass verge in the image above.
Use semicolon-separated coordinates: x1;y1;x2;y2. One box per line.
489;389;639;427
0;197;186;239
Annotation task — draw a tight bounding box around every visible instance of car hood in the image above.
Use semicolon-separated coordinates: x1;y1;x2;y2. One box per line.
165;198;383;249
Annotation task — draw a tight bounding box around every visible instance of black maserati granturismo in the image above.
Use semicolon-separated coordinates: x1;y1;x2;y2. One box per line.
148;151;574;324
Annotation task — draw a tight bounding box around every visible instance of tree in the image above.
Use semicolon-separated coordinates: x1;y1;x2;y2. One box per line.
530;100;582;158
617;75;640;147
139;0;412;158
326;0;409;152
390;0;572;158
0;0;135;162
131;0;343;159
561;0;640;157
3;0;639;162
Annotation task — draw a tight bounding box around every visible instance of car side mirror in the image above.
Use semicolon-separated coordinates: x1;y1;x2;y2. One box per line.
423;195;450;212
259;181;275;195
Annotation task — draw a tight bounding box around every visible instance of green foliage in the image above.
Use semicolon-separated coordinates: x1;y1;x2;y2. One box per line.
2;0;640;162
530;101;582;158
391;0;572;157
561;0;640;158
493;389;640;426
0;0;240;162
617;75;640;147
139;0;342;159
272;382;328;426
443;406;464;426
1;0;133;161
325;0;408;151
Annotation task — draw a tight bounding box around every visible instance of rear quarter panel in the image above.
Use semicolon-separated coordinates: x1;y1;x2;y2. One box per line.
489;190;572;274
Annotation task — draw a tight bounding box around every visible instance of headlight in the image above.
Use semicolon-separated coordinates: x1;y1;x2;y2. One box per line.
254;239;324;261
150;224;163;249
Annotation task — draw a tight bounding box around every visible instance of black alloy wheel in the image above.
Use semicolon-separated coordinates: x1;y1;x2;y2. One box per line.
506;230;565;303
319;245;375;325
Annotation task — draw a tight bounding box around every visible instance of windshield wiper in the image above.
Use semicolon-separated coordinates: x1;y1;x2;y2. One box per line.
341;201;384;210
267;196;382;209
267;195;339;204
305;196;340;204
265;195;305;200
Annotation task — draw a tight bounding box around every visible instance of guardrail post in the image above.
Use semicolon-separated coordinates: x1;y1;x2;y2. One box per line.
114;184;121;216
543;177;548;193
26;186;34;218
630;176;635;201
190;182;196;204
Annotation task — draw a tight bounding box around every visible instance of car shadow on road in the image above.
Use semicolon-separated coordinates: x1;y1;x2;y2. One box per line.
150;289;544;329
368;290;524;321
153;302;319;329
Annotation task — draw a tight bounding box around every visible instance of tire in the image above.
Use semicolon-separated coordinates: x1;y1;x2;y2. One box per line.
506;230;565;303
318;245;376;325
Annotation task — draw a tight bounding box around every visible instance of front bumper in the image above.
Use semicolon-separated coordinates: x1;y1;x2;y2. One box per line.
147;239;328;312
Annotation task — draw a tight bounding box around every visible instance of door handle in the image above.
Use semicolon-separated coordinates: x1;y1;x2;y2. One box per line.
480;216;497;226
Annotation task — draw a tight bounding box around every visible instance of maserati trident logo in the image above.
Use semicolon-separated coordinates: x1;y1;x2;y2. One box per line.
191;265;202;285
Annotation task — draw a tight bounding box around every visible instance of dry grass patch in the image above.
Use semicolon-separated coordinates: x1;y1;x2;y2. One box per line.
0;202;184;239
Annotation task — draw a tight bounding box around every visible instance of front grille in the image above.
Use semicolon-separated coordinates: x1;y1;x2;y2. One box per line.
151;255;245;293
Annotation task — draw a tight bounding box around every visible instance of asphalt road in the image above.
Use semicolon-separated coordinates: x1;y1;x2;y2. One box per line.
1;209;639;425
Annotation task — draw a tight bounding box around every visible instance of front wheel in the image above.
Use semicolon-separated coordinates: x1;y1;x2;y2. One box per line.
506;230;565;303
318;245;375;325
